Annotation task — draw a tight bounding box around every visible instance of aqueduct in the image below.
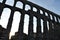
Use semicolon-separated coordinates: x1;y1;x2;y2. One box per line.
0;0;60;40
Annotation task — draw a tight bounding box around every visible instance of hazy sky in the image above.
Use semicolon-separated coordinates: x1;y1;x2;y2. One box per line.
0;0;60;39
28;0;60;15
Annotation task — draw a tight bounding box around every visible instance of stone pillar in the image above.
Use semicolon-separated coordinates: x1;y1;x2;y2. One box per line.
49;21;55;40
20;0;27;3
56;16;59;23
2;0;6;3
18;14;25;40
43;20;48;40
36;18;42;40
13;0;17;7
28;15;34;40
0;5;3;19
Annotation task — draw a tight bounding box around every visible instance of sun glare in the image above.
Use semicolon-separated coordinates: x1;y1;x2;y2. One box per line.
9;32;15;39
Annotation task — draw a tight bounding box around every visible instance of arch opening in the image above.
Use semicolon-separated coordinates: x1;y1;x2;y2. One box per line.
45;12;48;16
0;8;11;29
47;21;49;30
0;0;3;3
50;14;53;20
54;16;57;22
25;4;31;11
33;16;37;33
16;1;23;9
9;11;21;39
41;19;44;33
5;0;14;6
23;14;29;35
33;7;37;12
40;10;43;14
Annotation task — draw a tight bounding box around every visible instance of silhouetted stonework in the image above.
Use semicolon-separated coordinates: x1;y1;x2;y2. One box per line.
10;32;28;40
0;25;6;40
0;0;60;40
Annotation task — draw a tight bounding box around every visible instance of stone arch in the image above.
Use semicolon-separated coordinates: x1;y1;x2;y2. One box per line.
0;8;11;29
33;7;37;12
40;10;43;14
25;4;31;11
5;0;14;6
16;1;23;9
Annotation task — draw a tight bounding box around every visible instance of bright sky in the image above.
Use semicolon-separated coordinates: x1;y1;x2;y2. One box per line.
28;0;60;15
0;0;60;39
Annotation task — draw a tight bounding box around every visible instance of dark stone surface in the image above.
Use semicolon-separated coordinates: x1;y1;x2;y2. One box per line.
0;0;60;40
